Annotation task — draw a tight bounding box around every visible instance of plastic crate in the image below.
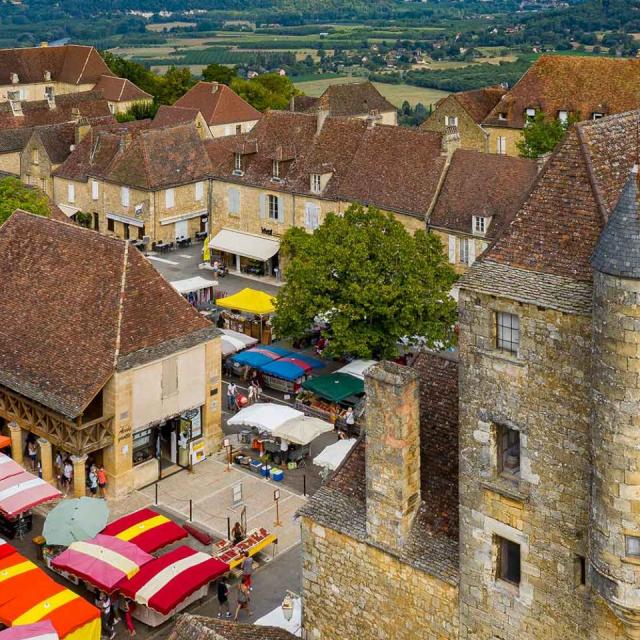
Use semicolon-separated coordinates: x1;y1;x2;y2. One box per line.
249;459;262;473
271;468;284;482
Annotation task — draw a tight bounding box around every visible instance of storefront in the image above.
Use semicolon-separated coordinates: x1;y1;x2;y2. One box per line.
209;228;280;277
160;209;208;241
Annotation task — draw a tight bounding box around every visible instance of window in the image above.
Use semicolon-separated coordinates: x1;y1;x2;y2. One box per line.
91;179;99;201
558;110;568;124
121;186;129;207
109;103;116;115
473;215;486;235
228;187;240;215
574;555;586;587
445;115;458;126
93;212;99;231
497;424;520;477
236;124;242;135
498;112;507;121
272;160;280;179
45;86;54;102
496;136;506;155
496;536;521;586
496;311;519;354
305;202;320;231
268;194;280;220
195;181;204;201
161;357;178;399
592;112;604;120
311;174;322;193
525;107;536;120
459;238;470;265
123;223;130;240
626;535;640;557
40;178;46;191
165;188;175;209
234;153;242;173
107;217;115;232
67;183;75;203
31;148;39;165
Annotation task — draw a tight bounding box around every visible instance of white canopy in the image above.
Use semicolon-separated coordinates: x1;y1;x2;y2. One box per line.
272;415;334;445
335;359;377;380
220;328;258;357
58;203;80;218
210;228;280;262
170;276;217;295
255;596;302;637
227;403;303;433
313;438;357;471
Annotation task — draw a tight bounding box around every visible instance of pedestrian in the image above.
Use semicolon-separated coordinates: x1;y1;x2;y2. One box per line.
216;578;231;618
111;592;121;624
240;551;254;589
97;465;108;498
226;382;237;411
62;458;73;496
344;406;355;436
248;384;258;404
36;459;42;479
88;465;98;496
234;581;252;621
54;452;63;489
26;439;37;473
95;592;114;640
122;599;136;637
231;521;244;546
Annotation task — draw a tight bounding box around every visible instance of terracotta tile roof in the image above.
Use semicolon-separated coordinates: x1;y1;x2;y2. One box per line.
152;105;201;128
169;614;297;640
484;55;640;129
289;95;320;113
174;81;261;126
0;127;31;153
0;45;112;87
93;75;152;103
451;85;506;123
0;90;112;130
0;211;213;418
316;81;396;116
430;149;538;239
299;352;459;583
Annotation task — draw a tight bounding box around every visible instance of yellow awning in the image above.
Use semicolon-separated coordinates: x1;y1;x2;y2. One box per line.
216;288;276;315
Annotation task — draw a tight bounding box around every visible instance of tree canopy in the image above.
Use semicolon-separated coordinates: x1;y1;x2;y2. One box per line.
230;73;299;111
0;177;50;226
516;112;572;159
274;205;458;360
202;63;238;85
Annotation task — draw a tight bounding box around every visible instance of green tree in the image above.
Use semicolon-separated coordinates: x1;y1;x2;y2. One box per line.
0;177;50;225
274;205;458;359
202;63;237;85
230;73;299;111
517;112;571;159
155;66;196;105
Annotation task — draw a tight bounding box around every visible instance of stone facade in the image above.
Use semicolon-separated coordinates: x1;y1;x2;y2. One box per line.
431;228;489;274
300;518;459;640
0;81;96;103
485;125;523;157
422;95;489;153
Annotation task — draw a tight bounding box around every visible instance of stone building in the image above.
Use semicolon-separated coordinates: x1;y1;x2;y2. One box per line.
421;86;506;153
0;210;222;497
290;80;398;126
93;75;153;115
300;110;640;639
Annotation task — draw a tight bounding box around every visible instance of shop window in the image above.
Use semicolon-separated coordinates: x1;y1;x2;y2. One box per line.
132;427;155;466
162;358;178;398
496;311;519;354
138;225;145;240
497;424;520;477
496;536;521;586
107;217;114;232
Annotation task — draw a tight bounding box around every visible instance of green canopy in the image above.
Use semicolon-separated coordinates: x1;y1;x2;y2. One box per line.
302;373;365;403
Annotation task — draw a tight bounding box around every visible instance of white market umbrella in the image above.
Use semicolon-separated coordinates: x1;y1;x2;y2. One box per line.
227;403;304;433
313;438;357;471
272;415;334;445
220;329;258;357
335;359;377;380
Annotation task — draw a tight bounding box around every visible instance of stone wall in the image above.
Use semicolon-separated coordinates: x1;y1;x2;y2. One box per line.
300;517;459;640
21;134;54;197
485;125;523;157
430;228;488;274
421;96;488;153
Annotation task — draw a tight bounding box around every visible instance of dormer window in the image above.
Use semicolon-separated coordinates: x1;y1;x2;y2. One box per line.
498;112;507;121
473;215;486;235
311;174;322;194
44;70;51;82
234;153;243;174
445;115;458;127
525;107;536;121
592;112;604;120
272;160;280;180
558;110;568;124
10;73;18;84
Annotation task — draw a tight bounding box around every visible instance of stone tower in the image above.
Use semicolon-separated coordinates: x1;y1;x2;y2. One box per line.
590;166;640;639
364;361;421;551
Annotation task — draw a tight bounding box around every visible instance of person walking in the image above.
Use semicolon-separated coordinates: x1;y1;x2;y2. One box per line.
216;578;231;618
122;599;136;637
233;581;252;621
240;551;254;589
95;592;115;640
26;439;37;473
97;465;108;498
226;382;237;411
344;406;355;436
54;452;63;489
88;466;98;496
62;458;73;496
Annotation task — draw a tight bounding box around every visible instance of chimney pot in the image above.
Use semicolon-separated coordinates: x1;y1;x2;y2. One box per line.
316;108;329;135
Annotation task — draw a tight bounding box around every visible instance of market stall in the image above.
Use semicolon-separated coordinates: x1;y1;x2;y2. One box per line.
101;508;188;554
334;359;377;380
212;528;277;569
51;534;153;594
220;329;258;358
117;546;228;626
227;403;303;433
216;288;276;343
170;277;218;308
229;346;292;375
0;620;58;640
313;438;358;472
255;593;302;637
258;354;325;393
0;549;100;640
0;455;24;482
43;498;109;547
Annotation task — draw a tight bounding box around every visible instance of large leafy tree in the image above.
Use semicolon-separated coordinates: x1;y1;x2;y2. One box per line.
230;73;299;111
274;205;458;360
0;177;50;226
517;112;574;159
202;63;238;85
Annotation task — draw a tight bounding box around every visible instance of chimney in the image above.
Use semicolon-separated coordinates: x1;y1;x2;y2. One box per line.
75;118;91;145
536;151;551;172
211;83;219;94
365;361;421;551
441;124;460;157
119;132;133;152
316;108;329;135
71;107;81;123
40;42;48;48
10;73;19;85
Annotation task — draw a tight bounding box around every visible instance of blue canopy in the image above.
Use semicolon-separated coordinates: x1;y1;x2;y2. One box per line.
231;345;292;368
259;354;326;382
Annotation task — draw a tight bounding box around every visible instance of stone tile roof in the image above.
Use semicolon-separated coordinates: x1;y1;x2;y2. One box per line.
0;211;213;418
0;90;112;130
316;81;396;116
174;82;261;126
451;85;506;123
484;55;640;129
152;105;201;128
289;95;320;113
0;45;112;87
93;75;152;103
0;127;31;153
169;614;297;640
299;352;460;584
429;149;538;239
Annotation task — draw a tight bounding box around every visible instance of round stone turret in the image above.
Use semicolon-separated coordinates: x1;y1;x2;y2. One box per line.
590;166;640;639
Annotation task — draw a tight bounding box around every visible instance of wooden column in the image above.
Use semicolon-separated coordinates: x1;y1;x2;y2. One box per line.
38;438;53;483
70;454;87;498
8;422;22;466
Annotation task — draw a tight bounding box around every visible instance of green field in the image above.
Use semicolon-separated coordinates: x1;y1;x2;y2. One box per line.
293;77;449;107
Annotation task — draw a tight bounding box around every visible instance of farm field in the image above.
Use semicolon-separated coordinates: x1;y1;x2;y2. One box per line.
293;77;449;107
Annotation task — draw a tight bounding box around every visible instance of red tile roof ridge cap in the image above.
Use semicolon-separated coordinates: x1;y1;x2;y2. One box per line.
117;77;126;102
74;45;95;86
112;240;129;367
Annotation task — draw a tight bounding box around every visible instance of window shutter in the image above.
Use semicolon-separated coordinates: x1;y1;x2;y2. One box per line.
259;193;267;219
304;202;311;229
195;181;204;201
468;239;476;265
67;183;75;203
448;235;456;263
121;186;129;207
91;179;99;201
277;197;286;223
311;204;319;230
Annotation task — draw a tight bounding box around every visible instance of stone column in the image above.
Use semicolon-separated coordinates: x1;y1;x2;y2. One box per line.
37;438;53;484
70;455;87;498
8;423;23;466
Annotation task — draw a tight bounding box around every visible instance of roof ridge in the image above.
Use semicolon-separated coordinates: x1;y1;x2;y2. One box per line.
75;45;95;86
576;121;610;225
118;77;126;102
113;241;129;367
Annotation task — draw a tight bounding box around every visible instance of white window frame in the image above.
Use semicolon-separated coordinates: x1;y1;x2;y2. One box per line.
305;202;320;231
273;160;280;179
445;115;458;126
496;311;520;354
121;186;130;207
268;194;280;220
497;136;506;155
165;188;175;209
91;179;99;201
311;174;322;194
473;215;486;235
525;107;536;120
592;112;604;120
626;535;640;557
195;181;204;201
67;183;75;204
234;153;242;172
558;110;568;124
460;237;470;265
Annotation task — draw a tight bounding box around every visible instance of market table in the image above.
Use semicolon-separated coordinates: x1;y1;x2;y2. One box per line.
213;527;278;569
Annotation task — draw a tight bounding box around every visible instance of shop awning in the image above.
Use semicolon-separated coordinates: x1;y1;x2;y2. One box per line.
57;204;79;218
217;288;276;315
227;403;303;433
313;438;358;471
272;415;333;445
302;373;365;403
0;454;25;482
231;345;292;368
0;620;58;640
0;471;61;518
219;329;258;357
335;359;377;380
210;229;280;262
259;354;325;382
170;276;217;295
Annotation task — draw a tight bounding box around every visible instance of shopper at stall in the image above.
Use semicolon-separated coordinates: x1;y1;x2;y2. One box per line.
234;582;252;621
26;439;37;473
95;591;115;640
226;382;238;411
241;551;254;589
231;521;245;545
54;451;63;488
97;465;108;498
217;578;231;618
88;466;98;496
122;599;136;637
345;406;355;436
